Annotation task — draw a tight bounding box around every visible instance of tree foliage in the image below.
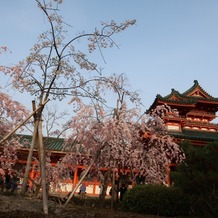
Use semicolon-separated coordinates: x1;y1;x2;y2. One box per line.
0;89;29;176
171;141;218;217
0;0;186;214
64;84;185;185
2;1;136;106
0;46;29;168
0;0;136;214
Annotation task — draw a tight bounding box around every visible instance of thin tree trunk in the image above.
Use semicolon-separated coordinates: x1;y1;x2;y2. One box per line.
20;122;38;195
99;169;112;208
38;117;48;214
33;183;41;198
26;176;41;198
20;100;38;196
115;164;121;210
111;167;116;209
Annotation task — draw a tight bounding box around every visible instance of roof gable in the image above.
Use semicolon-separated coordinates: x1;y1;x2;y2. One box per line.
148;80;218;111
182;80;213;99
163;89;185;101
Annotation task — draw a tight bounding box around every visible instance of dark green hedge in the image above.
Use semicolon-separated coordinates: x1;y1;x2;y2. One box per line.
122;184;191;217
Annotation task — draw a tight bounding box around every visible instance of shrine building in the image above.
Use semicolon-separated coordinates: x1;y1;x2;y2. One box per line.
148;80;218;185
148;80;218;146
10;80;218;193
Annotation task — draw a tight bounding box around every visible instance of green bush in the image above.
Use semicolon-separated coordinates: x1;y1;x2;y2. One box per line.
171;142;218;217
122;184;191;217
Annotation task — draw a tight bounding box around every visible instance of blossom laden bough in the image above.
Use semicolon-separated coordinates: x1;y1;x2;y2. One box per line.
0;91;29;179
1;0;136;214
63;77;185;206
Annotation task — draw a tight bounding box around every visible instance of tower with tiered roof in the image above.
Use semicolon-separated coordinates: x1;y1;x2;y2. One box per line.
148;80;218;145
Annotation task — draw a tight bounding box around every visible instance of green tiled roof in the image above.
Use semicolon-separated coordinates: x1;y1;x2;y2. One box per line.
163;80;218;101
163;89;186;100
148;80;218;111
13;131;218;153
170;129;218;142
18;134;66;152
156;95;198;105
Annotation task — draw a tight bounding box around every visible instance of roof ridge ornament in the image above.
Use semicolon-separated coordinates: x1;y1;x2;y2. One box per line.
193;80;198;85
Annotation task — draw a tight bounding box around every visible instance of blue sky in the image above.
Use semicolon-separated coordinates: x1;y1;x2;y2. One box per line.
1;0;218;113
